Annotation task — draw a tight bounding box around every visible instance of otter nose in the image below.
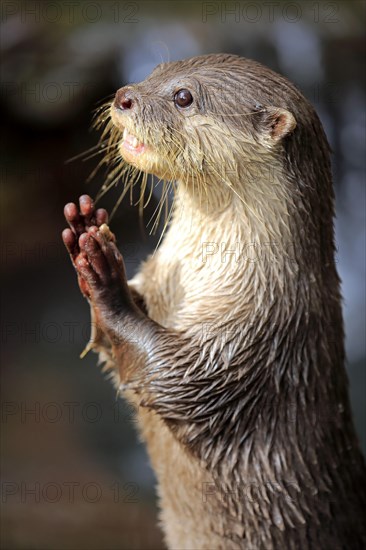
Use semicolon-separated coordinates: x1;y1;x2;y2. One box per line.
115;88;135;111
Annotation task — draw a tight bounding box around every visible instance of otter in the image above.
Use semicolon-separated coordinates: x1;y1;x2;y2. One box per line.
62;54;366;549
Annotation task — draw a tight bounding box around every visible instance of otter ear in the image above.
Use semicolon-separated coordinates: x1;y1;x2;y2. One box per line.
255;106;297;146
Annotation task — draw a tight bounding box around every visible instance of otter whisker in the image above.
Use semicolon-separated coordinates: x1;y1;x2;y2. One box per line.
142;173;155;210
147;178;170;234
109;166;141;220
154;185;176;253
145;134;185;233
94;161;128;203
65;140;112;165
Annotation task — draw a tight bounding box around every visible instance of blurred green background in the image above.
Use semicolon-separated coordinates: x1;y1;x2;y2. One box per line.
1;1;365;548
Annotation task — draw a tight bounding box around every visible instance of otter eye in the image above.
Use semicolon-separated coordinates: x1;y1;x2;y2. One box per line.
174;89;193;108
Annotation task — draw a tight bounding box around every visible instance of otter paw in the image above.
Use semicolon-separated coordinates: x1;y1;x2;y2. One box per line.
62;195;113;297
64;194;109;239
74;226;132;317
75;227;121;286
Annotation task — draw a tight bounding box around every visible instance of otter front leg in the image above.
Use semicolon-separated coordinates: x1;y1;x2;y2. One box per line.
62;195;146;358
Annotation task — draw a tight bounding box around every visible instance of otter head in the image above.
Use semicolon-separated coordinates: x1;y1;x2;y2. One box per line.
99;53;331;239
109;54;299;186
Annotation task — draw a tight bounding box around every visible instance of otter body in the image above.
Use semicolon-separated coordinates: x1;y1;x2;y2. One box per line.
63;55;366;549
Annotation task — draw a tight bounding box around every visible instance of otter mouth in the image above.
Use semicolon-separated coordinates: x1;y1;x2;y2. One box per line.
111;107;150;161
110;104;170;178
122;128;146;156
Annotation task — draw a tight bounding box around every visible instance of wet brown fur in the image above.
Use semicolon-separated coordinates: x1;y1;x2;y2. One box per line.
89;55;366;549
